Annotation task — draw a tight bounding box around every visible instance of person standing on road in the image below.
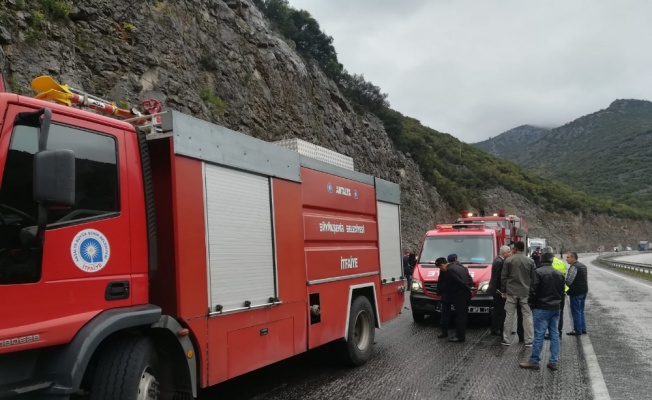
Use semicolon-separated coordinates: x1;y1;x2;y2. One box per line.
519;252;565;370
565;252;588;335
488;245;512;336
531;247;541;268
436;257;453;339
541;246;567;339
446;253;474;343
501;241;535;346
403;249;413;290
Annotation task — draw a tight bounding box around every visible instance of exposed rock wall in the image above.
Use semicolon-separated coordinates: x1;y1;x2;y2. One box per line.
1;0;650;251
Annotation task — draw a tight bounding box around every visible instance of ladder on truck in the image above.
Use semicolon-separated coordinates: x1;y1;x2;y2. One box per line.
29;75;169;137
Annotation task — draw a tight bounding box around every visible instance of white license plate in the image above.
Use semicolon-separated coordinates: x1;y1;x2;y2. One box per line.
468;306;490;313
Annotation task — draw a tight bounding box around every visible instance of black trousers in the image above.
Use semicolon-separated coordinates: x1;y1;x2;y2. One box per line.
516;302;524;341
440;300;452;331
492;295;506;333
452;293;471;340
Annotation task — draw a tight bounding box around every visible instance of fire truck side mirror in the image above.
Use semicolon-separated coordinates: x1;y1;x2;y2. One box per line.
34;149;76;208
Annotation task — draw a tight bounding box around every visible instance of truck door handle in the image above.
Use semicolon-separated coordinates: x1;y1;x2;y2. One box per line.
105;280;130;301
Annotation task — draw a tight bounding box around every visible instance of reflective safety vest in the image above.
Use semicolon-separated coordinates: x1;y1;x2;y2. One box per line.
552;256;569;292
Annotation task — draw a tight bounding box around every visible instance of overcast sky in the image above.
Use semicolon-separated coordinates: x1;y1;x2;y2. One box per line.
287;0;652;143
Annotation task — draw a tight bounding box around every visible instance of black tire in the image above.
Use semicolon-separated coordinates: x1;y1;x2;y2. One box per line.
343;296;375;366
412;310;426;323
90;337;160;400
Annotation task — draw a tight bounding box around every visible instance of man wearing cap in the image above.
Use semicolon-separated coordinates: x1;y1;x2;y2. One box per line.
446;253;474;343
500;241;535;346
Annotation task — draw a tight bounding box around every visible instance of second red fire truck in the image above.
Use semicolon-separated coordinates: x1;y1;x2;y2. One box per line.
409;211;528;322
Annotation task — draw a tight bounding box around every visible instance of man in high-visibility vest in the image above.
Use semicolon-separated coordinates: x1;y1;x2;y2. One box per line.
541;246;568;339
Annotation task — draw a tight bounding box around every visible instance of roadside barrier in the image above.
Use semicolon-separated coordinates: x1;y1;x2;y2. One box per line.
596;251;652;273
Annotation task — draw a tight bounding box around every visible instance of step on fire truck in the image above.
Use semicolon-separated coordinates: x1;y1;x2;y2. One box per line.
0;76;406;399
409;211;528;322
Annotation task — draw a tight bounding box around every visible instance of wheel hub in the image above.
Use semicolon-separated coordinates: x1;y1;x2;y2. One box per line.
137;366;159;400
354;310;371;351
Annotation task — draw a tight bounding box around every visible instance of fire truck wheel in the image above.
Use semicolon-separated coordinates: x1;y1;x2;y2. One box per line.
90;337;161;400
343;296;375;366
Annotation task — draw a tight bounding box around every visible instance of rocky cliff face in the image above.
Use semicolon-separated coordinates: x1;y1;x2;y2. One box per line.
1;0;650;251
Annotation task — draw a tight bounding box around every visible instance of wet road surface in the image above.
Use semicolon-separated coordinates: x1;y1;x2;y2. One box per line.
610;252;652;264
198;254;652;400
201;292;592;398
584;253;652;400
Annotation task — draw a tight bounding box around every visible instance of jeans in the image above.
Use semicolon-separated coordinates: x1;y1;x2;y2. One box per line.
502;295;533;343
405;271;412;290
531;308;560;364
570;293;587;333
547;293;565;335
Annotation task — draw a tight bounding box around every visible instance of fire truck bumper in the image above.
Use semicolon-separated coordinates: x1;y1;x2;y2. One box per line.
410;292;494;314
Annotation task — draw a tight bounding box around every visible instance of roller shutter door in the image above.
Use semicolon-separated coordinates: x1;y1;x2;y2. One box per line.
204;163;276;312
377;201;402;282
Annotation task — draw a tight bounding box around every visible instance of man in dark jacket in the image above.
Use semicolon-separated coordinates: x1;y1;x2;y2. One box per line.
488;245;512;335
565;252;588;335
446;253;474;343
403;249;413;290
520;252;565;370
435;257;452;339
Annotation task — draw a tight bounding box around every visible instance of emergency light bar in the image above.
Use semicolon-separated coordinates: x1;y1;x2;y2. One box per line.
436;223;486;230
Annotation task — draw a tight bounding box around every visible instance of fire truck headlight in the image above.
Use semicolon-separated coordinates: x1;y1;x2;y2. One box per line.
478;280;490;294
411;279;423;293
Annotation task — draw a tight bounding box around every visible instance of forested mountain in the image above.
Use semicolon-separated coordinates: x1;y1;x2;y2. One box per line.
473;100;652;212
474;125;550;163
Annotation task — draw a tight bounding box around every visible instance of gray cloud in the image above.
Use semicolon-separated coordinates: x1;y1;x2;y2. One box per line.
288;0;652;142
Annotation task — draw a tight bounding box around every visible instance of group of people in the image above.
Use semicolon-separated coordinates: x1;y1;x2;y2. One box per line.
488;241;589;370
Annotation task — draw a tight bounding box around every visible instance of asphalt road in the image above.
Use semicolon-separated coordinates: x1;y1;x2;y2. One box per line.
200;270;591;398
583;253;652;400
197;253;652;400
610;252;652;264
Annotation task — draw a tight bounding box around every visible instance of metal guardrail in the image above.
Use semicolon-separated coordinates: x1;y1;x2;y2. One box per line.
596;251;652;273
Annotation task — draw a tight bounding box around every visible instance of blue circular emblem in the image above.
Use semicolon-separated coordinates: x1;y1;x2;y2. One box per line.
327;183;333;193
354;190;359;199
70;229;111;273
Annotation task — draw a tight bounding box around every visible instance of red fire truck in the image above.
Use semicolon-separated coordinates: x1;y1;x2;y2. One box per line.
409;211;528;322
0;76;405;399
456;210;528;247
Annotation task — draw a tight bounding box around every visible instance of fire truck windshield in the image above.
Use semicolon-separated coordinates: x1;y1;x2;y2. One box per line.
419;235;494;267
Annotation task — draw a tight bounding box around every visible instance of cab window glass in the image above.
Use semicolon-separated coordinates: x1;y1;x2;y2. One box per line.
2;123;119;225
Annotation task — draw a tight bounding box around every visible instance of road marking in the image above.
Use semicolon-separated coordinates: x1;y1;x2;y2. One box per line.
581;334;611;400
593;263;652;290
